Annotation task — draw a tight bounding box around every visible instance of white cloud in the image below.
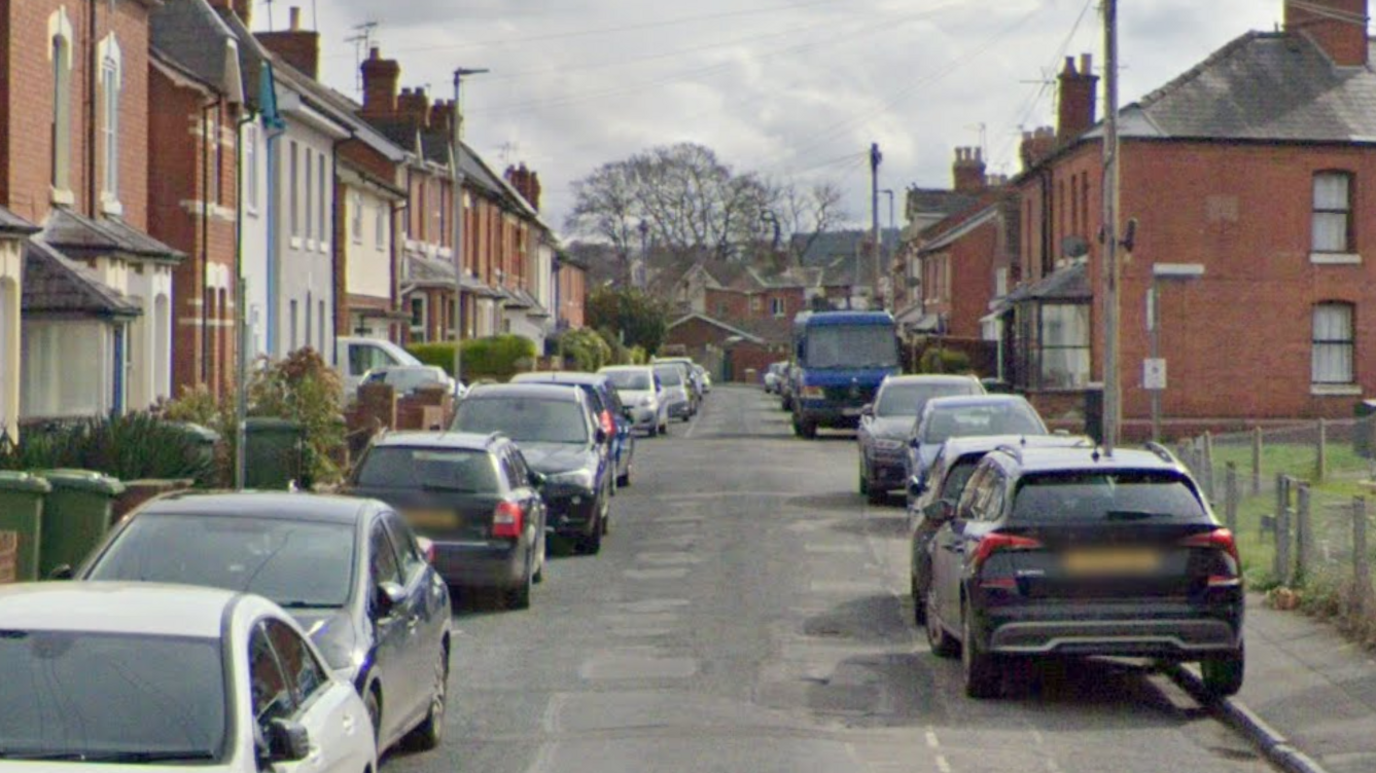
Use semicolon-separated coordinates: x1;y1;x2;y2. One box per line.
275;0;1282;232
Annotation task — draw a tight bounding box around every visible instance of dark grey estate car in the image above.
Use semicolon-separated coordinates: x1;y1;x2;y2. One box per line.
922;444;1245;700
78;492;453;753
857;375;984;504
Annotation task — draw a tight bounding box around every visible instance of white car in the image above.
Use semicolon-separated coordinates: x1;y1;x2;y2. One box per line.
338;337;425;401
0;583;377;773
599;365;668;436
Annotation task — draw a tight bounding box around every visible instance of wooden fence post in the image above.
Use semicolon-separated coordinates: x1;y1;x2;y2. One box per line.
1275;475;1291;583
1225;462;1239;534
1317;419;1328;482
1295;482;1311;586
1203;431;1216;504
1353;497;1370;618
1252;426;1263;496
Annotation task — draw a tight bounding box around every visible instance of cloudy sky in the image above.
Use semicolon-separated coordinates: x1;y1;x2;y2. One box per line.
257;0;1280;232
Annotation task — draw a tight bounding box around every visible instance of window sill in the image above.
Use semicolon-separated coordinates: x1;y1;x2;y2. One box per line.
289;237;302;249
100;197;123;217
245;206;260;219
1311;384;1362;396
319;241;330;254
1310;252;1362;265
51;187;75;206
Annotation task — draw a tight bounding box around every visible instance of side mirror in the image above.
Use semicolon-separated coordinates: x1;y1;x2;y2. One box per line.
595;427;609;444
415;537;436;565
622;407;635;421
907;478;926;499
908;436;921;449
529;470;547;489
263;718;311;763
860;404;874;419
48;564;74;580
373;581;406;619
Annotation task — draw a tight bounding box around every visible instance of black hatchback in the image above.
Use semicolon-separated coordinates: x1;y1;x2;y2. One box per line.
922;444;1245;700
347;431;548;609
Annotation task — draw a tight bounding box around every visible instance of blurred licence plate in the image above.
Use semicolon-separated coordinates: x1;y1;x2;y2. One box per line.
1063;549;1161;575
404;509;458;530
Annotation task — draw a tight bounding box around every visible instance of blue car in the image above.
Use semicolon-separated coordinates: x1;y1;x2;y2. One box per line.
511;372;637;488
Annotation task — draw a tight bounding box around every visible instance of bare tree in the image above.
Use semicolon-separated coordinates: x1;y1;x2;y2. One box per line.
772;181;847;266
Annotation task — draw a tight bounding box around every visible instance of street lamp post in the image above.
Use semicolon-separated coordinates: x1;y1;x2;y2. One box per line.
451;66;488;381
1147;262;1205;441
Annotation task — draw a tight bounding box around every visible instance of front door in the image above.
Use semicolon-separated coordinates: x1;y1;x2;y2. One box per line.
111;324;126;415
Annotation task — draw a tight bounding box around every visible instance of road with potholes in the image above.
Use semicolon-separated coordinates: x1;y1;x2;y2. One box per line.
386;385;1274;773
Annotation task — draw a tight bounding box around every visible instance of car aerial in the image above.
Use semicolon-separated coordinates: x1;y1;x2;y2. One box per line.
451;383;614;554
512;371;636;487
653;362;694;423
346;432;548;610
907;434;1092;626
904;394;1049;503
922;444;1245;700
0;583;377;772
361;364;466;400
857;375;986;504
77;492;452;754
338;336;426;402
600;364;670;436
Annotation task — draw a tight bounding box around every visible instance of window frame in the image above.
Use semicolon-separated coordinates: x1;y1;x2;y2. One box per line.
1312;301;1356;386
100;53;120;204
1312;170;1355;255
289;141;299;238
245;125;259;212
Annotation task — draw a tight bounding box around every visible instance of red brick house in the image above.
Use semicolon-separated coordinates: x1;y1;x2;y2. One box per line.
1007;0;1376;434
663;313;789;382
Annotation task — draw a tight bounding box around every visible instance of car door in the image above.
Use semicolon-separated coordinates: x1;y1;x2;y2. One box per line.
905;409;930;487
365;518;416;744
381;512;445;726
603;386;633;477
932;464;992;626
251;618;371;773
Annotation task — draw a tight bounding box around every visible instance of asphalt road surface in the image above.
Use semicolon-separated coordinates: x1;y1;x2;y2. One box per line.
388;385;1274;773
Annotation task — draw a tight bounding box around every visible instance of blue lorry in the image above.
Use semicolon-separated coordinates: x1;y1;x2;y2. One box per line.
789;311;901;439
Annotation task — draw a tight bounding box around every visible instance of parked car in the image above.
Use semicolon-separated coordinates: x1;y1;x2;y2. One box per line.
512;371;636;487
763;361;788;394
0;583;377;771
362;364;466;400
347;432;548;609
922;444;1245;699
857;375;985;504
654;357;703;411
904;394;1048;502
77;492;452;753
599;364;669;436
908;433;1092;625
451;383;613;554
338;336;424;400
653;363;693;423
778;363;797;411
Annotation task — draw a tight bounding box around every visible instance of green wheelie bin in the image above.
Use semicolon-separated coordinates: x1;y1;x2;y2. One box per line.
0;472;52;584
245;418;304;491
37;469;125;577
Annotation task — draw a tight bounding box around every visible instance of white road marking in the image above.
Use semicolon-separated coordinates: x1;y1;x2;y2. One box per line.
805;543;865;554
936;755;953;773
925;727;940;749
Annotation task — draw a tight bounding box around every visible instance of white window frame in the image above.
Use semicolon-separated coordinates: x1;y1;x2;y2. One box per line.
770;297;785;317
351;192;364;244
304;151;314;241
49;8;75;204
245;124;259;213
289;141;299;239
409;296;428;343
98;38;122;211
375;204;386;250
318;153;328;247
1312;302;1355;387
1312;171;1356;261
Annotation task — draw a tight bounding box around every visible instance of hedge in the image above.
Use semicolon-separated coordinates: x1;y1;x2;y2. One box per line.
409;334;538;382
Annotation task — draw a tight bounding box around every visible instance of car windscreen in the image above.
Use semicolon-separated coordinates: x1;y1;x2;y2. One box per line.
605;370;651;390
876;382;977;417
85;514;357;608
0;631;227;761
921;402;1046;444
804;325;898;369
357;446;501;493
654;367;683;386
1012;471;1209;523
454;396;590;443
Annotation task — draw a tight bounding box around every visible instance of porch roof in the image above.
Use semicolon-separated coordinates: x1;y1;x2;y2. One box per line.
401;252;501;297
22;240;142;318
0;207;38;236
42;208;184;263
1013;261;1091;303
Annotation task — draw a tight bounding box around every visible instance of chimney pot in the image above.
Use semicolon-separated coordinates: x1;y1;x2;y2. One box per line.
369;47;380;61
1080;53;1093;74
289;6;301;31
1064;55;1077;74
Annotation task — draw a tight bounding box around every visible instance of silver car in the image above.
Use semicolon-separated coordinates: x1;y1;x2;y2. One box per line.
653;363;693;424
600;365;669;435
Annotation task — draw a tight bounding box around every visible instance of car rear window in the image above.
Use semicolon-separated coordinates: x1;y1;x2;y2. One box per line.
1011;471;1208;523
654;367;682;386
922;402;1046;444
357;447;501;493
0;631;227;761
453;397;590;444
86;514;357;608
604;370;652;390
876;382;978;417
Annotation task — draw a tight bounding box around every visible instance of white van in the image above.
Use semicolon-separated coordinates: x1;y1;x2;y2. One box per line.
337;336;424;399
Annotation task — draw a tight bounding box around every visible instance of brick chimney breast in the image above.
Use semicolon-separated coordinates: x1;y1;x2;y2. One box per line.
255;6;321;79
952;146;987;194
1057;52;1098;141
1285;0;1368;66
397;87;431;129
208;0;253;26
1019;127;1058;172
430;100;454;135
361;47;401;119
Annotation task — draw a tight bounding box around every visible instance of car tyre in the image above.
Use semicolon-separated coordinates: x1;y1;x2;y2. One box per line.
505;558;533;610
577;496;606;555
925;587;958;658
617;466;631;488
364;686;382;749
911;573;927;626
403;648;449;751
858;461;869;496
962;598;1001;699
797;418;817;439
1201;643;1245;698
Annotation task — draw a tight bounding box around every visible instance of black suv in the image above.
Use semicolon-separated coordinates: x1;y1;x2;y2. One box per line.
922;444;1244;699
451;383;613;554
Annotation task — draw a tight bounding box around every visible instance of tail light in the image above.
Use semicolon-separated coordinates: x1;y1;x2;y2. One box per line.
1179;528;1241;585
417;537;437;564
492;501;524;539
600;410;616;437
971;533;1042;573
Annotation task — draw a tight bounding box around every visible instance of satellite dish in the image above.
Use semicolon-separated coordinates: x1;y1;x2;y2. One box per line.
1062;235;1090;259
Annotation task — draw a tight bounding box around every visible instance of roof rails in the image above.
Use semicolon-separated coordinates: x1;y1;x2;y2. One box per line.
485;431;506;446
992;444;1023;463
1143;441;1179;465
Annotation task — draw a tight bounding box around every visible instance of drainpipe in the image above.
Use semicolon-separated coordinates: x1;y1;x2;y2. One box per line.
264;120;285;358
200;97;219;384
330;132;355;365
234;104;258;491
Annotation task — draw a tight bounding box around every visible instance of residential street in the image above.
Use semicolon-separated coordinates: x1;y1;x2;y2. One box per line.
388;386;1272;773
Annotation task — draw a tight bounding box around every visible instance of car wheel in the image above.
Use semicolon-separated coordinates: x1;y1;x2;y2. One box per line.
962;598;1001;699
858;461;869;495
403;647;449;750
925;587;957;658
505;557;533;610
533;539;546;584
364;686;382;749
1201;643;1245;698
577;497;606;555
911;573;927;626
798;419;817;439
617;465;631;488
866;479;886;505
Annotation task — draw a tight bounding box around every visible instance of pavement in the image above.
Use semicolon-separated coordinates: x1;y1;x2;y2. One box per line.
1172;595;1376;773
379;385;1376;773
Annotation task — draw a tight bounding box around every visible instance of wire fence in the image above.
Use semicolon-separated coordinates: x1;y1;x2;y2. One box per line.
1172;417;1376;637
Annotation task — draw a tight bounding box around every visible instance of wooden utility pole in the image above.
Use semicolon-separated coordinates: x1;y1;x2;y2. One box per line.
870;142;882;310
1101;0;1122;455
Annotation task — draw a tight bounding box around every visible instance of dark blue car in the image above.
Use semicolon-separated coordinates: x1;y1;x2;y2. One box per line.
511;372;636;488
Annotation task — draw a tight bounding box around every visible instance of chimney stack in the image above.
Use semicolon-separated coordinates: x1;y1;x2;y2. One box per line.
255;6;321;79
397;87;431;130
505;164;542;212
1057;53;1099;141
360;47;401;119
952;147;987;194
429;100;454;135
208;0;253;26
1285;0;1368;67
1019;127;1058;172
